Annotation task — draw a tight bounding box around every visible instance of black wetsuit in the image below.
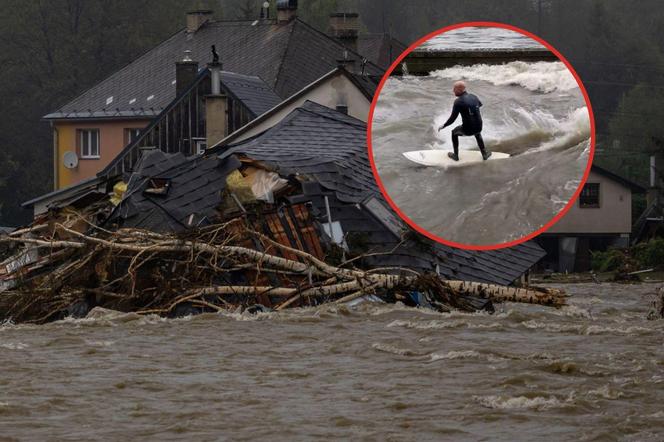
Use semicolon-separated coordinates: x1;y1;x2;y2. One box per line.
441;91;488;158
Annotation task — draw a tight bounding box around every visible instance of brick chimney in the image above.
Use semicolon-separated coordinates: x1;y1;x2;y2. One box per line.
175;50;199;96
329;12;359;52
276;0;297;24
205;59;228;147
186;10;213;33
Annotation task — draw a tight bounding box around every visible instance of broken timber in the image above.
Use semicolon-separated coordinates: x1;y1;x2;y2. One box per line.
0;220;566;324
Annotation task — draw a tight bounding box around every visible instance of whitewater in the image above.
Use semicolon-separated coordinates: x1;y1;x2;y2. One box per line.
371;60;591;245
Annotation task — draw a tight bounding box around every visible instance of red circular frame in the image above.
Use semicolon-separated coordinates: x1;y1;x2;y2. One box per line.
367;21;596;251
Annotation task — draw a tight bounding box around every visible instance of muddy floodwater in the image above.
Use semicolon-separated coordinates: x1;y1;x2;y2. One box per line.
419;26;545;51
372;60;590;246
2;283;663;441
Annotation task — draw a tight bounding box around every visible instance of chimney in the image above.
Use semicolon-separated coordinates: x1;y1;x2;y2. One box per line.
205;56;227;147
647;153;663;207
186;10;213;33
336;49;356;73
175;50;199;96
329;12;359;52
276;0;297;24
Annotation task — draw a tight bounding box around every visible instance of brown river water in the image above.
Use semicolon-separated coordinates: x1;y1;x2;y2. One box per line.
2;283;663;441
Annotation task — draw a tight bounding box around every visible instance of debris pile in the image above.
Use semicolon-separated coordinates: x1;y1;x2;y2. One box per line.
2;104;565;323
0;213;566;324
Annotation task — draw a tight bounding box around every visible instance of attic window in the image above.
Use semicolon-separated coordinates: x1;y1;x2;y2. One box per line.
129;98;137;105
106;96;114;105
143;178;171;196
579;183;600;208
147;95;155;101
171;80;176;85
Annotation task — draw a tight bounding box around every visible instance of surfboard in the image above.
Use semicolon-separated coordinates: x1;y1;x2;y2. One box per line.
402;150;510;167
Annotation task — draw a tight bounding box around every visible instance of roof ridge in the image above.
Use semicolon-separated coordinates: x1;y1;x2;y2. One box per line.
208;19;276;25
292;18;384;73
46;27;187;117
271;19;298;91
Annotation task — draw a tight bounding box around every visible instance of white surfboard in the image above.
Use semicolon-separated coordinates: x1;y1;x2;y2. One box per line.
402;150;510;167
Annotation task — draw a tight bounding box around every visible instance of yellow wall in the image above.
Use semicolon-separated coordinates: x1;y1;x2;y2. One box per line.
55;119;150;189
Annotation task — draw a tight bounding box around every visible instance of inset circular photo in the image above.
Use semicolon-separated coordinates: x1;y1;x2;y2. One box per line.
369;22;594;250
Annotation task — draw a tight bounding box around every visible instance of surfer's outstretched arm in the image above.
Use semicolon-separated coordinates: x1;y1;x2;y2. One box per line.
438;104;460;131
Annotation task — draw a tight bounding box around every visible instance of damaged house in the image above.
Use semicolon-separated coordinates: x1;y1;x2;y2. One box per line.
2;5;561;322
4;91;561;323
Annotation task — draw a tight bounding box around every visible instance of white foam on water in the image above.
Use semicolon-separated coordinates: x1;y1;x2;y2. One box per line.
430;61;578;93
85;340;115;347
520;108;591;154
371;342;425;357
584;325;654;336
587;384;625;400
474;394;572;410
387;319;503;331
521;320;584;333
553;304;593;319
420;27;544;51
0;342;28;350
432;104;590;159
430;350;483;361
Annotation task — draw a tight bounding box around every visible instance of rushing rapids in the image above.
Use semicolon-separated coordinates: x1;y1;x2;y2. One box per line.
1;283;663;440
372;60;590;245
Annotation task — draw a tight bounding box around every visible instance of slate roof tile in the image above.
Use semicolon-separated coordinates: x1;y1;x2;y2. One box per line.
221;101;546;285
220;71;282;117
45;19;385;120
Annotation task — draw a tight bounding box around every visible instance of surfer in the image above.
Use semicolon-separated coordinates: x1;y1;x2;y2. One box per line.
438;81;491;161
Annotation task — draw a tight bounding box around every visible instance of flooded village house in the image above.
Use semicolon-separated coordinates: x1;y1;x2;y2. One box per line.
6;2;554;319
537;165;646;273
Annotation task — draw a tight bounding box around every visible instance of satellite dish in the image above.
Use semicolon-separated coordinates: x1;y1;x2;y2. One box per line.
63;151;79;169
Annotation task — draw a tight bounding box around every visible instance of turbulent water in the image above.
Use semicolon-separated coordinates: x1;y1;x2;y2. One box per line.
2;283;663;441
419;27;545;51
372;61;590;245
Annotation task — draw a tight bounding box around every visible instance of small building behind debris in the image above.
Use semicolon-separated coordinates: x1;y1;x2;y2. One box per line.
537;164;645;272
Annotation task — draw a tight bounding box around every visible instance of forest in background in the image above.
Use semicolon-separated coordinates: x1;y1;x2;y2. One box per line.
0;0;662;225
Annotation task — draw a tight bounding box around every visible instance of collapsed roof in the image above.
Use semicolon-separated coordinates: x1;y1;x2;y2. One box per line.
218;101;545;285
107;150;241;232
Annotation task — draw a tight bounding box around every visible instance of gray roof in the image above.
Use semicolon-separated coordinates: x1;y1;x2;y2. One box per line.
214;67;379;148
220;71;282;117
222;100;373;204
221;101;545;285
358;34;408;69
592;164;646;193
44;18;384;120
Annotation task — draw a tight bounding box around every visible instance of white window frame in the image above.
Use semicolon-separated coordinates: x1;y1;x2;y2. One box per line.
194;138;207;155
79;129;100;159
